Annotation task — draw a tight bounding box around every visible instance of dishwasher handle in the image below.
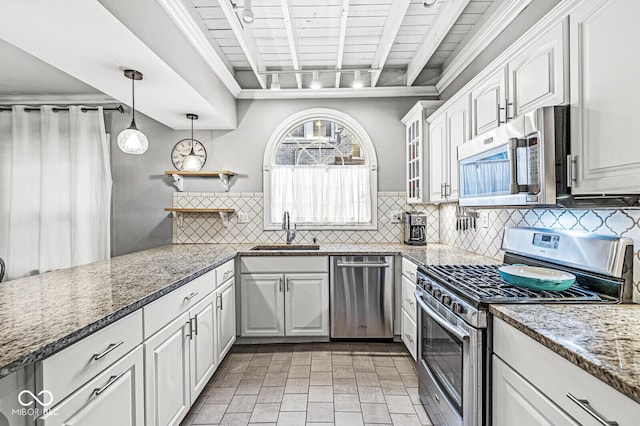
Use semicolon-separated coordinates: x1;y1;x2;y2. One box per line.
336;262;390;268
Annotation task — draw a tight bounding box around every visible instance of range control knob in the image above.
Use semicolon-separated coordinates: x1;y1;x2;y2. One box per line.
432;288;441;298
441;294;452;306
423;281;433;292
451;302;465;314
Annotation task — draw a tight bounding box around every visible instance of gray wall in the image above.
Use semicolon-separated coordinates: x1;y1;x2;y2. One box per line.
108;97;423;255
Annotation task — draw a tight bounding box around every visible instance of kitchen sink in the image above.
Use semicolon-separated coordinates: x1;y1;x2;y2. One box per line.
250;244;321;251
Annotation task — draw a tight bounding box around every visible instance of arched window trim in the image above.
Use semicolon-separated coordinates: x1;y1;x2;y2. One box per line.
263;108;378;231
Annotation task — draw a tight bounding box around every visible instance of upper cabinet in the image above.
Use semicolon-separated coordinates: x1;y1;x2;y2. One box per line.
428;114;447;203
569;0;640;194
471;68;507;136
401;101;444;204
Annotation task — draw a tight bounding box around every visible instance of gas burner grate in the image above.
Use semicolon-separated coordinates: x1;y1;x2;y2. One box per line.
425;264;603;302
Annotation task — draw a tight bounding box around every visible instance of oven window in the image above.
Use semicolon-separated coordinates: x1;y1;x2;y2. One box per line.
421;309;463;413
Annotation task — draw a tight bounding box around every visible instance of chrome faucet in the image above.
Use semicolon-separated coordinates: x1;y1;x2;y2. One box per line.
282;210;297;244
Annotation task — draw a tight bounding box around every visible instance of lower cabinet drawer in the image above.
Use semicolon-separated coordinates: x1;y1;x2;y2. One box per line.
215;260;235;287
401;308;417;361
401;275;417;322
36;310;143;405
37;345;144;426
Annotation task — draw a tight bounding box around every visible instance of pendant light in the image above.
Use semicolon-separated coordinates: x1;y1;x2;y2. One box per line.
117;69;148;154
181;114;204;171
242;0;254;24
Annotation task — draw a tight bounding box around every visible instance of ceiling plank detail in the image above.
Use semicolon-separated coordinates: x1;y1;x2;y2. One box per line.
216;0;267;89
238;85;438;99
281;0;302;88
370;0;411;87
335;0;350;88
406;0;472;86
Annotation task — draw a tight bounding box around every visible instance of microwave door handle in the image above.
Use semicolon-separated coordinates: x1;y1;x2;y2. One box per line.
509;137;520;194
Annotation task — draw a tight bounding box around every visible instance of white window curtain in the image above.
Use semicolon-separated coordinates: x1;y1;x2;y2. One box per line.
0;106;112;281
270;165;371;224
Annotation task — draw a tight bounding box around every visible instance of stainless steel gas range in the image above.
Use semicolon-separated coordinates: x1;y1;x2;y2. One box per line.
415;227;634;426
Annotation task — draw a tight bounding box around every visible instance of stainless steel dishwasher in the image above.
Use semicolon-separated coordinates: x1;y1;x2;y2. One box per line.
330;255;394;338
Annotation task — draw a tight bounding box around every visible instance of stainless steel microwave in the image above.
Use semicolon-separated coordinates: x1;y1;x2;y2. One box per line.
458;105;637;207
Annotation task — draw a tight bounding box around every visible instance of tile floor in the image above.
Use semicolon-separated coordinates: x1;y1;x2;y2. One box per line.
180;342;433;426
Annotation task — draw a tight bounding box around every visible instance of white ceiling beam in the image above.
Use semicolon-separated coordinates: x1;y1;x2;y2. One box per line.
370;0;411;87
281;0;302;89
238;85;438;99
216;0;267;89
335;0;350;88
406;0;471;86
436;0;532;93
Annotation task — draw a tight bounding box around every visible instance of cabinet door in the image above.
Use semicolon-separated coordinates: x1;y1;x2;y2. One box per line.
400;309;417;361
492;356;579;426
216;278;236;361
144;312;191;426
39;346;144;426
569;0;640;194
446;96;470;201
190;293;217;402
428;114;447;203
471;68;507;136
508;20;567;117
240;274;284;337
285;273;329;337
406;114;424;204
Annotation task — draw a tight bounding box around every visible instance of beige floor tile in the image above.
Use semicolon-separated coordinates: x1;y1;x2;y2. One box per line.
335;411;364;426
236;379;263;395
361;403;392;424
371;355;395;367
311;359;333;371
308;385;334;402
385;395;415;414
277;411;307;426
406;388;420;405
400;374;418;388
380;380;408;395
312;350;332;359
227;395;258;413
257;386;285;403
250;354;274;366
390;413;422;425
291;352;312;365
206;387;236;404
244;366;268;379
220;412;251;425
413;404;432;425
192;404;228;424
356;372;380;387
307;402;335;422
358;387;386;404
179;412;196;426
273;352;293;361
250;403;281;423
288;365;311;378
213;373;244;388
281;393;308;411
263;373;288;387
376;366;401;380
334;393;361;412
333;378;358;394
353;360;376;373
268;361;291;373
333;366;356;379
284;378;310;394
310;371;333;385
332;354;353;366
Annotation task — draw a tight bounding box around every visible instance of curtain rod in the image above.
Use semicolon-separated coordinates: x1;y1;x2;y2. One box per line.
0;105;125;113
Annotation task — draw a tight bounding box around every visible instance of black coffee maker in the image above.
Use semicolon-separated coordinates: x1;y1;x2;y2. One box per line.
403;211;427;246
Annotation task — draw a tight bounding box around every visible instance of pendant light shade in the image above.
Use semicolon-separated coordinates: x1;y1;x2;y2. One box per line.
181;114;203;172
117;69;148;155
242;0;254;23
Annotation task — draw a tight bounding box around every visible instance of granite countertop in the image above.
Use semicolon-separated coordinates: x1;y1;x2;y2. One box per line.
0;242;495;379
490;304;640;404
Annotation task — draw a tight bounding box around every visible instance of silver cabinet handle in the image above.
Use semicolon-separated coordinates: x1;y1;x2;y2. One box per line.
286;277;290;292
404;333;414;344
217;294;223;310
336;262;389;268
405;297;414;306
192;316;198;336
567;393;618;426
223;270;232;278
184;292;199;302
440;183;444;198
186;320;193;340
92;369;127;397
92;340;124;361
415;291;469;341
278;277;283;292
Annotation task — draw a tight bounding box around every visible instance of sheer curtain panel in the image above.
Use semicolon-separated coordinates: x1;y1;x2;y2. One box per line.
0;106;111;281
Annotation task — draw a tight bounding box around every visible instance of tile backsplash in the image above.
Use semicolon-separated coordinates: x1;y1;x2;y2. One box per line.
439;204;640;302
171;192;439;245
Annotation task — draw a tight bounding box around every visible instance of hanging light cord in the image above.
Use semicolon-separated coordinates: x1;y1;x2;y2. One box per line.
190;116;196;155
131;77;137;128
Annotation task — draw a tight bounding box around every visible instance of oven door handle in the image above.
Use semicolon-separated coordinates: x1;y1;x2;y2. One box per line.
415;291;470;341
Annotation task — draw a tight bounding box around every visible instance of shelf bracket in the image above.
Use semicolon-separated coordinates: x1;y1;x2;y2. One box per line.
219;173;230;192
170;211;184;227
171;174;184;192
219;211;230;228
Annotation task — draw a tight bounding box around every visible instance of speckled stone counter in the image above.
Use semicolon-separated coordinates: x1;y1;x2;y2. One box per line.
490;304;640;404
0;242;495;379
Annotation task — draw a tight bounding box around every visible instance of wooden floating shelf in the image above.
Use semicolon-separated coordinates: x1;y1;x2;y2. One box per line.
164;208;235;213
164;170;235;177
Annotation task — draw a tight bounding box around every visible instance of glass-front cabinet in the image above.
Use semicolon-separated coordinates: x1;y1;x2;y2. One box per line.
401;101;443;204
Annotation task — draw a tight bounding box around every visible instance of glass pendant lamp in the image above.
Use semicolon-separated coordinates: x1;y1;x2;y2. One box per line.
182;114;203;171
117;69;148;154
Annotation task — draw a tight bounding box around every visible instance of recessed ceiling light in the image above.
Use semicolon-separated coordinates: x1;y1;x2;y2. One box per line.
310;71;321;89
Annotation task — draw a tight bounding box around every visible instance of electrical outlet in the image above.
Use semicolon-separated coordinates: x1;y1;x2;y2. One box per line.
480;211;489;228
237;211;250;223
390;211;403;223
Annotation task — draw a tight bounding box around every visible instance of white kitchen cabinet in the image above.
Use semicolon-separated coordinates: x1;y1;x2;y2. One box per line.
493;317;640;426
241;273;285;337
189;292;217;401
427;113;447;203
492;356;578;426
471;68;507;137
240;271;329;338
285;273;329;337
144;312;191;426
400;259;417;360
445;96;470;202
401;101;443;204
569;0;640;195
39;346;144;426
216;277;236;361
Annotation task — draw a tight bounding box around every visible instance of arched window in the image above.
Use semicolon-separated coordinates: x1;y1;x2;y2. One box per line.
264;108;378;230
